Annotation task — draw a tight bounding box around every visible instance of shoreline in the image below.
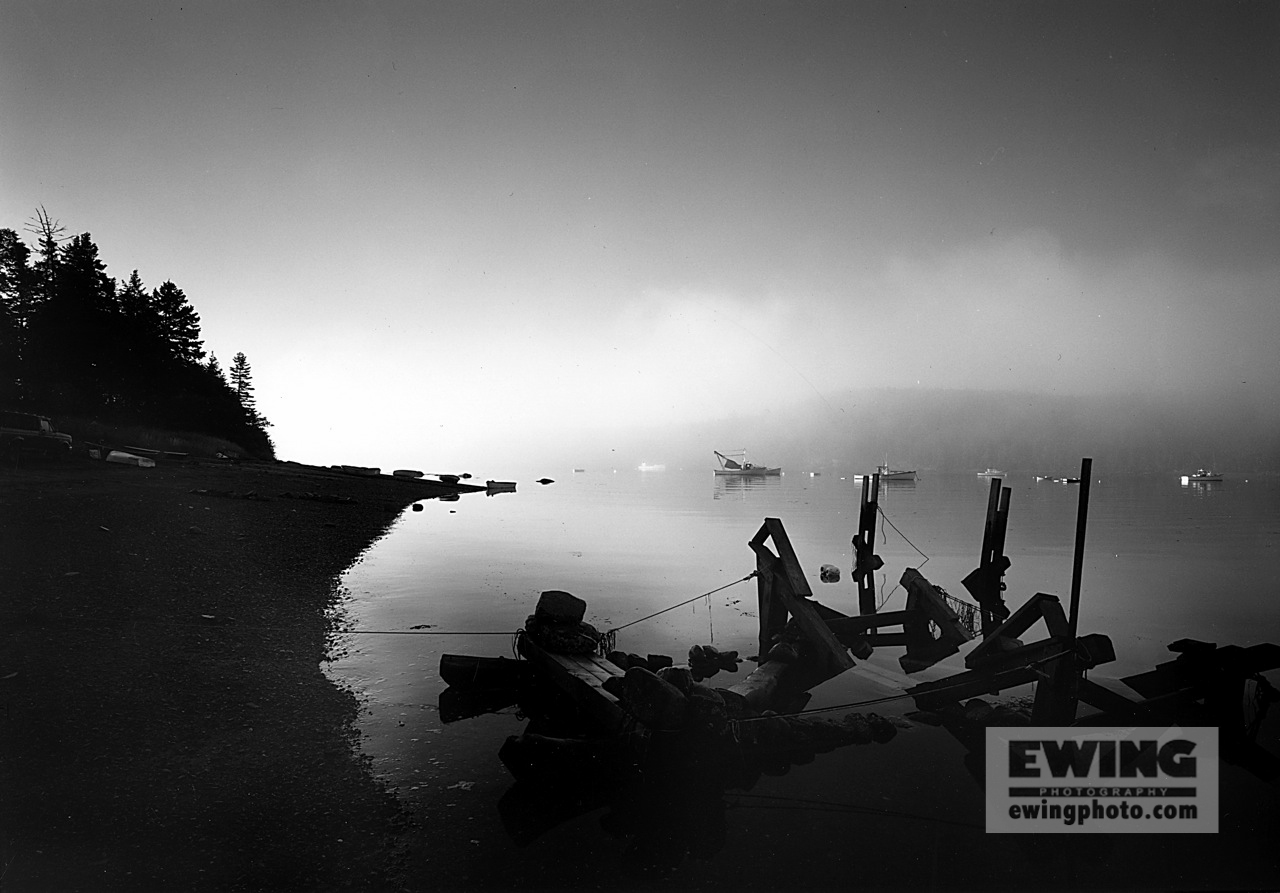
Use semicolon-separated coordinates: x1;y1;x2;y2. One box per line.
0;458;476;891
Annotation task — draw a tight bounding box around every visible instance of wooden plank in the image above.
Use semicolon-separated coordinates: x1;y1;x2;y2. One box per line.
901;568;973;647
964;592;1064;667
549;651;624;686
724;660;792;712
518;635;629;733
773;585;856;676
751;547;787;665
763;517;812;598
907;665;1041;709
855;475;880;615
863;632;910;647
826;610;916;636
1077;676;1143;714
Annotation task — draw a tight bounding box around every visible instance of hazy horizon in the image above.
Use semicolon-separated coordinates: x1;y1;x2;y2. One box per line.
4;2;1277;473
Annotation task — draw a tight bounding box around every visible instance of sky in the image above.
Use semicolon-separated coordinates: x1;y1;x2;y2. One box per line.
2;1;1277;473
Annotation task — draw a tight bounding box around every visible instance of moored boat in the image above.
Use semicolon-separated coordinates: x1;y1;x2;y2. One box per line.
876;463;917;481
713;449;781;476
1182;469;1223;483
977;468;1005;477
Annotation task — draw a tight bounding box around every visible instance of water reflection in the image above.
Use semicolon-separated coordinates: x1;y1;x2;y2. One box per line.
712;474;784;499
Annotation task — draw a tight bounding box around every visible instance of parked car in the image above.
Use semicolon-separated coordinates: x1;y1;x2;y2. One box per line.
1;410;74;460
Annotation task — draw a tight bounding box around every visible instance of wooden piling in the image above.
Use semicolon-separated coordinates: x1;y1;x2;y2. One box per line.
853;473;883;618
1067;457;1092;640
962;477;1012;637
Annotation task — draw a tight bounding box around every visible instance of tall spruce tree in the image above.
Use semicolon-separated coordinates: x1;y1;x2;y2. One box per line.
229;351;255;411
27;232;117;410
152;280;204;365
228;351;271;431
0;228;34;404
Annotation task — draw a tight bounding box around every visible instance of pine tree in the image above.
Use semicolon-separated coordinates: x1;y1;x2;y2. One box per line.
229;352;271;431
205;352;227;385
229;352;254;408
0;228;34;403
152;280;204;365
27;231;117;410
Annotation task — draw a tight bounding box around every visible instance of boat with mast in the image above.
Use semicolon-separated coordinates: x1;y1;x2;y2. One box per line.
876;463;917;481
713;449;781;476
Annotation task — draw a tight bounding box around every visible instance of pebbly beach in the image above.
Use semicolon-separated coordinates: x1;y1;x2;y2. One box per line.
0;458;476;891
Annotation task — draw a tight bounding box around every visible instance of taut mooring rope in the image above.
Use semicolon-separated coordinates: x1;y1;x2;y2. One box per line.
597;571;757;655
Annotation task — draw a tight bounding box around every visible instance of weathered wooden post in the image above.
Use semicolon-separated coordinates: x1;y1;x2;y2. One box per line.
1067;457;1093;640
852;473;884;618
962;477;1012;638
749;518;856;679
1033;457;1093;724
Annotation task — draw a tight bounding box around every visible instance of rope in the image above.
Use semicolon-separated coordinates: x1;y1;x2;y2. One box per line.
601;573;757;642
876;505;930;566
873;504;930;604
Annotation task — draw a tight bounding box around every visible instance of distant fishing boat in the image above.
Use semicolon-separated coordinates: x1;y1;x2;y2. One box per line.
876;463;917;481
637;463;666;472
1182;469;1222;483
713;449;781;476
977;468;1005;477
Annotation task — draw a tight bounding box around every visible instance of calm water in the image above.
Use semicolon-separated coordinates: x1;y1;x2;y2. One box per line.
329;470;1280;891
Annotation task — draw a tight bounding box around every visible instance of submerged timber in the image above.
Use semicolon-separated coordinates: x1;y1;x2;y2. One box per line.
441;462;1280;870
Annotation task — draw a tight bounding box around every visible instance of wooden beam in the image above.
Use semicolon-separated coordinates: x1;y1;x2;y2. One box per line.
964;592;1065;668
751;518;856;677
517;635;629;733
825;610;916;637
899;568;974;672
907;665;1041;710
762;517;812;598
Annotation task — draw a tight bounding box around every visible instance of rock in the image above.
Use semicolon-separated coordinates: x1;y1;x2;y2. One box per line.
962;698;995;723
686;682;725;707
867;713;898;743
619;666;689;730
766;642;799;664
656;665;693;693
606;651;630;670
646;654;673;671
841;713;873;745
534;590;586;624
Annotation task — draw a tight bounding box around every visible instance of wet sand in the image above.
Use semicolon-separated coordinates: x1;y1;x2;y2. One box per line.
0;457;476;891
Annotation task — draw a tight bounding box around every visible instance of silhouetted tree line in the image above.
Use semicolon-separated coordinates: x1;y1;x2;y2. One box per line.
0;209;274;458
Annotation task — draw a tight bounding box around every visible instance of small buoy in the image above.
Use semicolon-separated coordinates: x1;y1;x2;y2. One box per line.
412;503;423;512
